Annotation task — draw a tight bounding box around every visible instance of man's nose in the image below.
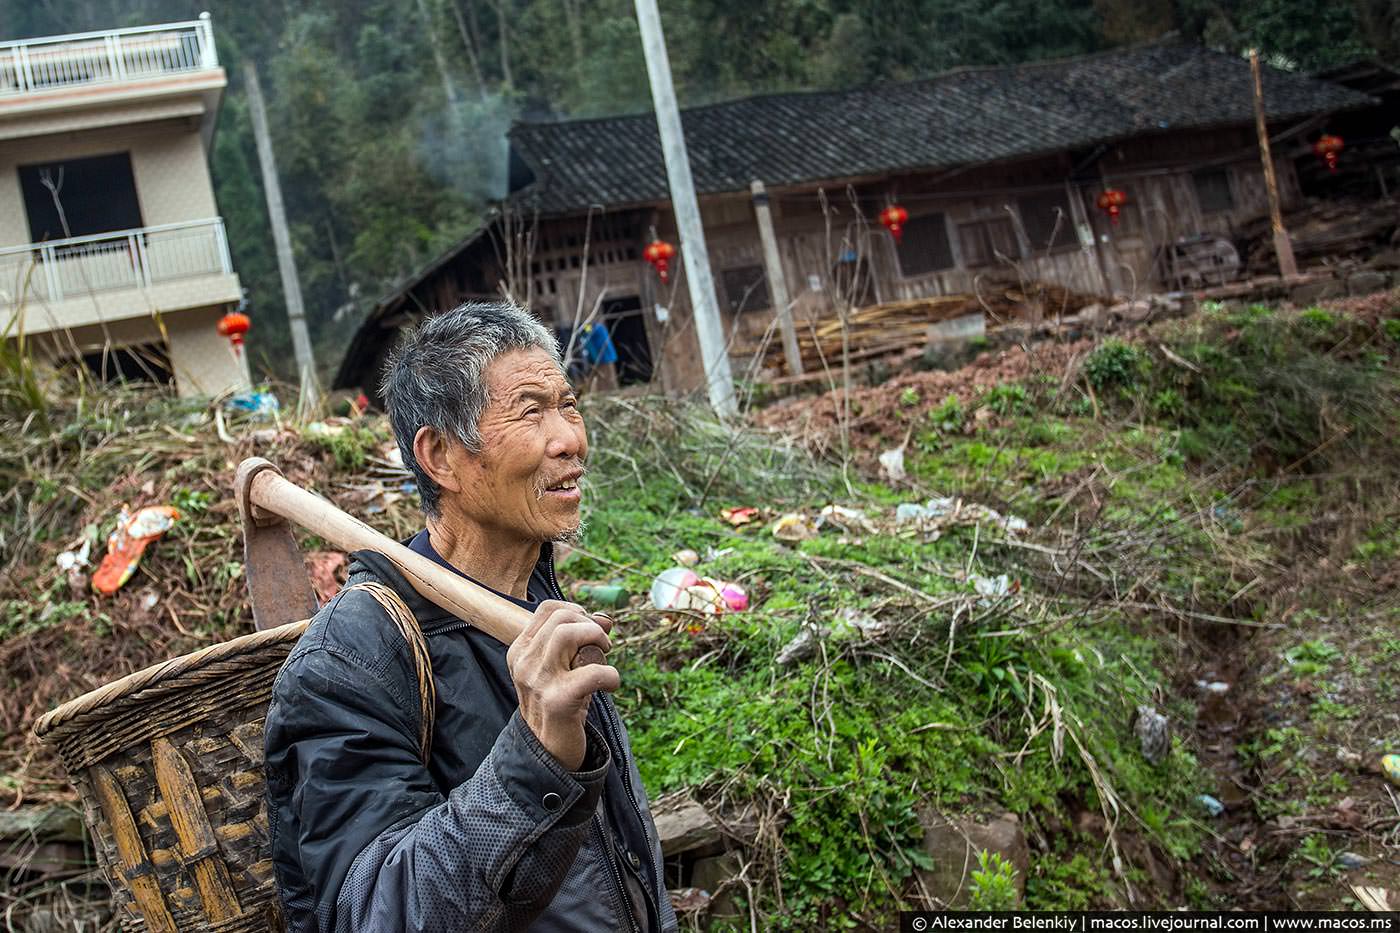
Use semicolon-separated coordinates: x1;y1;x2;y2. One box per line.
545;412;586;459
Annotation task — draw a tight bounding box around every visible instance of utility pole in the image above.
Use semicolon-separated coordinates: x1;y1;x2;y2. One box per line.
750;180;803;376
1249;49;1298;278
633;0;736;416
244;60;321;415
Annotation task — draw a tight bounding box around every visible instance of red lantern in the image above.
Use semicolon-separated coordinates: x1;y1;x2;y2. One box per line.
644;239;676;284
879;204;909;244
217;311;250;354
1096;188;1128;224
1313;134;1344;173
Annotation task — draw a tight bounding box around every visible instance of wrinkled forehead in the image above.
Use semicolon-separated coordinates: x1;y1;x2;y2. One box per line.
482;346;571;405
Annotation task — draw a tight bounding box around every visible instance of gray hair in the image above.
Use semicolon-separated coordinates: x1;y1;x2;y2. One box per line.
380;301;561;516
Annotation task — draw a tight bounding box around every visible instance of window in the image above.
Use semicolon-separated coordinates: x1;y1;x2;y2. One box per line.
19;152;143;242
720;265;770;313
1016;192;1073;252
895;212;955;276
1193;168;1234;213
957;218;1019;268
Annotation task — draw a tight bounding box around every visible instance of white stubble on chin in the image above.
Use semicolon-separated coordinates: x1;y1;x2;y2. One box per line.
552;514;587;544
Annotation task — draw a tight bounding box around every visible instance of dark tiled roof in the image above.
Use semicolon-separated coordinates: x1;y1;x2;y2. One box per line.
508;42;1370;214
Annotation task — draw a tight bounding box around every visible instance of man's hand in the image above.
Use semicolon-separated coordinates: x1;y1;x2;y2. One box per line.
506;600;620;771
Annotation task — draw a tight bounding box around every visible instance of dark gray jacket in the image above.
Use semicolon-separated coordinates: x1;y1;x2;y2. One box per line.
264;546;678;932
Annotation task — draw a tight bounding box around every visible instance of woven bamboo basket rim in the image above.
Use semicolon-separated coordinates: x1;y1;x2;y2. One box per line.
33;619;309;742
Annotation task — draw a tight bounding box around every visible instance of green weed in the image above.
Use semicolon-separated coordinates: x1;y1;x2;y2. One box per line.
1296;834;1340;880
969;850;1021;909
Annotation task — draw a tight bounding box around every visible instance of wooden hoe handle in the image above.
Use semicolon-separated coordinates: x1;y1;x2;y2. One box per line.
235;457;606;667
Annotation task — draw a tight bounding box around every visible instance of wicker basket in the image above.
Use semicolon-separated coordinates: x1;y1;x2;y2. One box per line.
32;460;440;932
33;620;308;932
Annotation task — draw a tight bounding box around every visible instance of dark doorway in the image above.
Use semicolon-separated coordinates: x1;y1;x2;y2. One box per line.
601;296;653;386
81;343;173;386
20;153;143;242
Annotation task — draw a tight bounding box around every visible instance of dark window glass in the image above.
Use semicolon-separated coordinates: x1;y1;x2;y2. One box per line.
895;212;954;276
720;265;770;313
1193;169;1234;213
1017;192;1073;251
19;152;142;242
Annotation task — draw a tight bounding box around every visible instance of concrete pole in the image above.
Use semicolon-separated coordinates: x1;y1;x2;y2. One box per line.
244;60;321;413
1249;49;1298;278
749;180;803;376
633;0;736;416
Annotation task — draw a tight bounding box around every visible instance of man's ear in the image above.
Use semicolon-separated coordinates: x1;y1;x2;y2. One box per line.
413;426;466;496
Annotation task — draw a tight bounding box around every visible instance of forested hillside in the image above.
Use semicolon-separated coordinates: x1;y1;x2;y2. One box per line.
4;0;1393;379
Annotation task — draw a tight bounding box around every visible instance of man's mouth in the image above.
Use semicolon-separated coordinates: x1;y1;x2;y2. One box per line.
540;468;585;499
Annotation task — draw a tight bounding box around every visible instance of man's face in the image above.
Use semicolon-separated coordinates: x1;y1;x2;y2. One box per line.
449;346;588;544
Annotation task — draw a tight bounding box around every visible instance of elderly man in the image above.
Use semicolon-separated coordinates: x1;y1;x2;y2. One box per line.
265;303;677;932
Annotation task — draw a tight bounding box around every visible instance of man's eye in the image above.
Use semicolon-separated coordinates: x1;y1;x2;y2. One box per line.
523;407;541;417
562;397;578;409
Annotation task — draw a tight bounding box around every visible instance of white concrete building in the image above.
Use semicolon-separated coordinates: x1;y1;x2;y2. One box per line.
0;14;248;397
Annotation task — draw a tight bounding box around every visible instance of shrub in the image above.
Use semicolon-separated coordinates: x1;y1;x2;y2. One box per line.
1297;307;1336;331
927;394;966;434
1084;340;1146;392
983;383;1032;417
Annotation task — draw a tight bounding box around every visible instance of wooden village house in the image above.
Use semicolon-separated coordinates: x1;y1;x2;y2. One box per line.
335;41;1369;399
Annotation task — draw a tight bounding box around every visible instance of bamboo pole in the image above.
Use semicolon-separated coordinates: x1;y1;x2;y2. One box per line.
1250;49;1298;278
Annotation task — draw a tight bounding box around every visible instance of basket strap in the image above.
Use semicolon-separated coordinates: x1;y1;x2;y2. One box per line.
347;582;436;764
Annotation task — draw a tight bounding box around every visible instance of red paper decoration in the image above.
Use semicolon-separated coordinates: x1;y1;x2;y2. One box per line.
1096;188;1128;224
879;204;909;243
644;239;676;284
217;311;251;353
1313;134;1344;173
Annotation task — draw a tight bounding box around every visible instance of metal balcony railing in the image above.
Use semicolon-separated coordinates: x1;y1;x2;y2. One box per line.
0;218;234;306
0;15;218;98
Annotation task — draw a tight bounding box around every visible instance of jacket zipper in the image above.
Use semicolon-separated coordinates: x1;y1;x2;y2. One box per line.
595;812;641;933
598;695;662;929
549;549;653;931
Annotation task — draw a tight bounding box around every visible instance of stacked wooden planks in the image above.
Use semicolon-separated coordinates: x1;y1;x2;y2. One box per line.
1241;196;1399;273
736;283;1106;378
734;296;975;377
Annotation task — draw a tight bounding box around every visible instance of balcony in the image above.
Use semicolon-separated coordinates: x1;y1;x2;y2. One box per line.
0;17;226;144
1;218;241;329
0;18;218;98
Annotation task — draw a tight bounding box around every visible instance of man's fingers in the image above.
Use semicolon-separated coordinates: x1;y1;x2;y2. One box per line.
552;619;612;661
557;661;621;696
515;600;579;650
